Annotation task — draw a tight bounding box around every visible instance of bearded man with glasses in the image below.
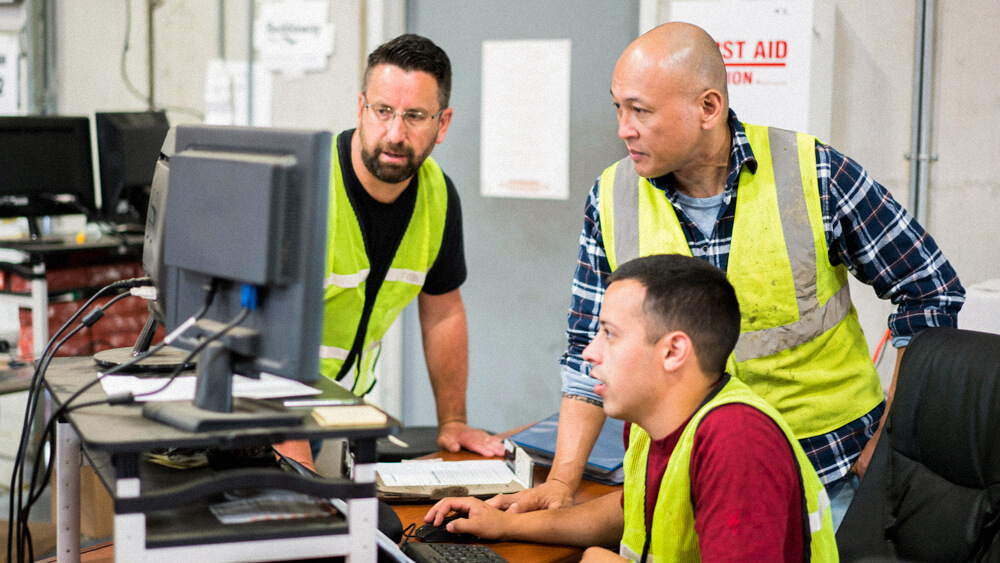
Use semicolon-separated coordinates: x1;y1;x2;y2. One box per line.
279;34;503;469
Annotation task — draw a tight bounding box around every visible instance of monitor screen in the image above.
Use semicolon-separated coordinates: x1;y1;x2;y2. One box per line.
0;116;97;220
141;124;332;432
95;111;170;229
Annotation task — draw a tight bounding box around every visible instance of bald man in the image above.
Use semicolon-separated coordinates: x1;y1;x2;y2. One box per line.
491;22;964;530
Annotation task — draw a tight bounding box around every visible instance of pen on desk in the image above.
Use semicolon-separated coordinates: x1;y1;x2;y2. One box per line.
283;398;360;407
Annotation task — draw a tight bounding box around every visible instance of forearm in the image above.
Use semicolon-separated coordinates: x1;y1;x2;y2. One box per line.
547;396;607;492
273;440;315;472
418;290;469;425
505;492;624;547
819;144;964;338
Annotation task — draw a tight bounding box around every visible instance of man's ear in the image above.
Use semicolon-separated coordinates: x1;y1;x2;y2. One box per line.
659;331;692;372
698;88;726;130
435;107;454;145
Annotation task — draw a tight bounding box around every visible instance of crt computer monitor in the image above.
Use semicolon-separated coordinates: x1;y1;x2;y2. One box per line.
0;116;97;236
140;124;331;432
95;111;170;229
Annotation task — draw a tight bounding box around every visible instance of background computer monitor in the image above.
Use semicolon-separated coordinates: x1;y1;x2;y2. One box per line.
141;124;331;432
95;111;170;230
0;116;97;236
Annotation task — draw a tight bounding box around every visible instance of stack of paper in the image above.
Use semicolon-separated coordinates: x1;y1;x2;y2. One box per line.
509;412;625;485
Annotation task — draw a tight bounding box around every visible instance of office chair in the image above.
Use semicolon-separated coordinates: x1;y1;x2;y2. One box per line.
837;327;1000;562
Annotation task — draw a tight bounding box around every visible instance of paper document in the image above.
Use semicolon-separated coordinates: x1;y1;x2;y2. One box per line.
374;441;534;501
99;372;320;402
377;460;516;487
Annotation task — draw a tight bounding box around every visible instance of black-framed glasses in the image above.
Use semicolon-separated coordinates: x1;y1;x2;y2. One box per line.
363;95;445;130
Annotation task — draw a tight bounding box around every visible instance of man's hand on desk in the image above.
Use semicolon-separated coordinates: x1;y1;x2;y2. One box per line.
424;497;512;541
486;479;575;513
437;420;506;457
581;546;627;562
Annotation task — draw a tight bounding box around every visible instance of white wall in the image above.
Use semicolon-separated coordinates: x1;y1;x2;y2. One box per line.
56;0;363;132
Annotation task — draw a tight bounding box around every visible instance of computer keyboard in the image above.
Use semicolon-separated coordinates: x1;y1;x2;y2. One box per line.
401;542;509;563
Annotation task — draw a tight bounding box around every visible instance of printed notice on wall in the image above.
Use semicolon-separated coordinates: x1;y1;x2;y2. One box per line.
670;1;832;140
480;39;571;200
255;0;335;79
0;33;20;115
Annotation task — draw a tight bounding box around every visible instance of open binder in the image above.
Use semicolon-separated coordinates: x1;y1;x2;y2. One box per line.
374;440;533;502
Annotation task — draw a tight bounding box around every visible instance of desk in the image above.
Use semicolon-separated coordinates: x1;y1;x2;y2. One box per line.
389;450;620;563
35;421;621;563
0;234;144;360
44;356;396;562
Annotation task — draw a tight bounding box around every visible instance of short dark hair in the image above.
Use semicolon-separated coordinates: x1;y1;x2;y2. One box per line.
607;254;740;376
363;34;452;110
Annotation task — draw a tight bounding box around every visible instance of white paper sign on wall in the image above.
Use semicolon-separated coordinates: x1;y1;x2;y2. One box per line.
0;33;20;115
670;0;834;141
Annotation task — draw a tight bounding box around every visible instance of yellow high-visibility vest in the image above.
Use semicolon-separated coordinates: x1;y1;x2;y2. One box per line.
320;141;448;395
598;123;882;437
619;375;838;561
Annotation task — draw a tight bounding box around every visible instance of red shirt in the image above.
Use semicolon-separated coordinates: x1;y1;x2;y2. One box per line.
623;404;804;562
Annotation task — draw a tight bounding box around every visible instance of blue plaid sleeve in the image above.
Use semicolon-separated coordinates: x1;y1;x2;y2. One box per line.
817;143;965;343
559;180;610;401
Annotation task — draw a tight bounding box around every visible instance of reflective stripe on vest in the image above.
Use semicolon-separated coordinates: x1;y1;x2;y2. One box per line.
618;376;839;562
599;123;883;437
321;140;448;395
607;128;850;360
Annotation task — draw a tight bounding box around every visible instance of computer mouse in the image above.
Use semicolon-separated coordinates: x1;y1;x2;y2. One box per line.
414;513;479;543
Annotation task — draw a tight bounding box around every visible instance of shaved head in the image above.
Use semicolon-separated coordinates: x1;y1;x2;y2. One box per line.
621;22;728;109
610;21;732;182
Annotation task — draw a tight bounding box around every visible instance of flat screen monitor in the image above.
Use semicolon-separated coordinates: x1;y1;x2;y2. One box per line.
95;111;170;230
141;124;331;432
0;116;97;233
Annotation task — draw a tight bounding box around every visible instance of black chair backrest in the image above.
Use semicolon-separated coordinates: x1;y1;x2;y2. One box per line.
837;327;1000;562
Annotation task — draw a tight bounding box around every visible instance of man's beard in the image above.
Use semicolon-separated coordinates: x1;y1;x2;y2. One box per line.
361;141;432;184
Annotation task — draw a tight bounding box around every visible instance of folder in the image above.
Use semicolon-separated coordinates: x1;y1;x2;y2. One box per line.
509;412;625;485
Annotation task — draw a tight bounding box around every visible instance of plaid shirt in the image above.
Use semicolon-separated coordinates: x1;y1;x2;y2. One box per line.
560;110;965;484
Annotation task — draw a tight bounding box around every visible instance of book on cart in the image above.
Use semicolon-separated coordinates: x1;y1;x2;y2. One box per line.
509;412;626;485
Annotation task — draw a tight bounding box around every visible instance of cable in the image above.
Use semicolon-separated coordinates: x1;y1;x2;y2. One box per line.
120;0;150;105
119;0;205;121
6;278;151;563
872;328;892;369
7;281;129;562
18;303;252;553
133;307;250;400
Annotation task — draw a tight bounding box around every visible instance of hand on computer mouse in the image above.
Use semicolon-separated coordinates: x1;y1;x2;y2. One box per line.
414;513;479;543
422;497;514;542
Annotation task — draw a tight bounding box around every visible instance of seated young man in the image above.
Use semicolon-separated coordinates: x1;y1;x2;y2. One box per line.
422;254;838;561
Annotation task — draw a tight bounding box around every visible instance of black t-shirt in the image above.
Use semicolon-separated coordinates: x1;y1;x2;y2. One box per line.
336;129;466;296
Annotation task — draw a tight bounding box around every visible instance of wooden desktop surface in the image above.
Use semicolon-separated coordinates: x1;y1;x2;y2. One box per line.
392;449;620;563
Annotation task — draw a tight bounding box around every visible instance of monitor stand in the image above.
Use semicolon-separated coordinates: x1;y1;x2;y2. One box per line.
93;315;195;374
142;335;305;432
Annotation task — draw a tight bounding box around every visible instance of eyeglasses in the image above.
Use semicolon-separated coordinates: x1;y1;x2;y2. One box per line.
363;95;445;129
